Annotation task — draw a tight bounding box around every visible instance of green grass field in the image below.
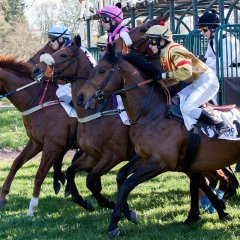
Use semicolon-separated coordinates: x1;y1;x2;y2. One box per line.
0;159;240;240
0;104;240;239
0;107;28;149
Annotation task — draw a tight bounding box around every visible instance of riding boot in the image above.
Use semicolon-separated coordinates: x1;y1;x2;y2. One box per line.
198;110;229;136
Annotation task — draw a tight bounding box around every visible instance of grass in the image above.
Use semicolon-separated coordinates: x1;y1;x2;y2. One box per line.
0;101;240;239
0;159;240;240
0;106;28;149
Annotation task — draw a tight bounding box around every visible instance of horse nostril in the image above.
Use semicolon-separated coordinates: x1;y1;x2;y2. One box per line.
77;94;84;107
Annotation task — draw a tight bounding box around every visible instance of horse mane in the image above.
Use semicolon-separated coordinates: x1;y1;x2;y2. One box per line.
0;55;33;77
123;52;159;78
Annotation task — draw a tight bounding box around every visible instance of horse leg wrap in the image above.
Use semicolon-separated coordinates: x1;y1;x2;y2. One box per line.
27;197;39;216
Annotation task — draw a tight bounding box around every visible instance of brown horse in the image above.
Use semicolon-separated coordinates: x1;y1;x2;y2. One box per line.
33;37;138;222
0;55;80;216
77;46;240;237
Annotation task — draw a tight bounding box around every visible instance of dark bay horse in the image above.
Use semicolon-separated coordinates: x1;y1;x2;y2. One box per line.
77;46;240;237
0;55;79;216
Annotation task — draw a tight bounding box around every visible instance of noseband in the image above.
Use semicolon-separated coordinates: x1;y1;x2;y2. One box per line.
84;63;120;108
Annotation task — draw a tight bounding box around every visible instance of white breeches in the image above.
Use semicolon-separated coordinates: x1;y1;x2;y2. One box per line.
179;68;219;119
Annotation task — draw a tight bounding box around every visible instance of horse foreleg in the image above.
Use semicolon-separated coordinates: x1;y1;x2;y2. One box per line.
86;151;122;210
184;173;201;225
0;140;41;207
116;155;139;224
52;149;68;194
65;153;95;211
27;146;64;216
108;161;162;239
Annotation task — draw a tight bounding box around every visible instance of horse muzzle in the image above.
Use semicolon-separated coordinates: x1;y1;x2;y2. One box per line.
31;67;46;82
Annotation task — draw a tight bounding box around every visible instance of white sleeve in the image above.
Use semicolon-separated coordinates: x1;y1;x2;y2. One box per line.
204;44;217;72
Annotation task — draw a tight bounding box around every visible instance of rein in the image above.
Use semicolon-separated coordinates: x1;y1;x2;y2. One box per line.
0;81;38;100
85;62;158;125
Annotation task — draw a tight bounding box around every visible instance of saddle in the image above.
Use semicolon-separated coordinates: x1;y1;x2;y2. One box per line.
170;95;236;120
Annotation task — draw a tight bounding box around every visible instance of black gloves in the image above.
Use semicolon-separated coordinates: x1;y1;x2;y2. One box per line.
153;72;162;81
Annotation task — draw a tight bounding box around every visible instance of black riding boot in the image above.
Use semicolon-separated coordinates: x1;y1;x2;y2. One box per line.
198;110;229;136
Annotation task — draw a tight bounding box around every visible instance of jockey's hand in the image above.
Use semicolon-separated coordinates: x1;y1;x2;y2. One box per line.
50;37;65;50
153;72;162;81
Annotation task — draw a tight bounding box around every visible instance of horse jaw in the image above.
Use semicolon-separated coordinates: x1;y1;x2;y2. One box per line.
40;53;55;65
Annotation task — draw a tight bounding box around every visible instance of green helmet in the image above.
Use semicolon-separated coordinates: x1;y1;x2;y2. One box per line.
96;35;108;47
146;22;173;41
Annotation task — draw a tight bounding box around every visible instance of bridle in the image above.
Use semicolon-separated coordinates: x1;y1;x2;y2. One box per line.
46;46;89;83
129;38;150;55
84;59;156;125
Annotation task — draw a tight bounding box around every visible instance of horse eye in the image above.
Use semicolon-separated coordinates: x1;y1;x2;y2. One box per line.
99;69;105;74
60;54;68;58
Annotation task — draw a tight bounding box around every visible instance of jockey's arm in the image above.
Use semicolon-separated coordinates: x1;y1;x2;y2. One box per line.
162;54;193;84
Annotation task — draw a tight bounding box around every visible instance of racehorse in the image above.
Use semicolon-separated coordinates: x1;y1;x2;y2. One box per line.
33;37;138;221
34;36;236;223
0;55;80;216
77;45;240;237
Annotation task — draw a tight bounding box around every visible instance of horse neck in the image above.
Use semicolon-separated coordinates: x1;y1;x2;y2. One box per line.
71;52;95;113
28;43;55;66
119;59;166;124
0;69;57;112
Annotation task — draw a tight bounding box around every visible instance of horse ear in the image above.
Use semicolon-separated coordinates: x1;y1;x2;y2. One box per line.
72;35;82;48
154;12;169;24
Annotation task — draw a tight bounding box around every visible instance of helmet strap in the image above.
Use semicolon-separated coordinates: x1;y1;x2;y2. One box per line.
109;20;118;33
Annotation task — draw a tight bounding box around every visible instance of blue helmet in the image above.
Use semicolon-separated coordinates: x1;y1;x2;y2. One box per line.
48;24;70;40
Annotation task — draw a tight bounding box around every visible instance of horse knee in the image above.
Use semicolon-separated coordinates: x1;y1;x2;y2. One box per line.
86;175;94;190
66;166;75;180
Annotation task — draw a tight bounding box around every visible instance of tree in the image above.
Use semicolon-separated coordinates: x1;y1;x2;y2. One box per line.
5;0;26;23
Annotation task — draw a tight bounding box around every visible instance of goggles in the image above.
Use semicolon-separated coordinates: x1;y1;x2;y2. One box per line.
98;46;106;52
200;26;209;33
101;17;111;23
148;39;159;46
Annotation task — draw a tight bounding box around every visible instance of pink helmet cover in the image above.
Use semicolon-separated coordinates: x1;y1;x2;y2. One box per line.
98;6;123;23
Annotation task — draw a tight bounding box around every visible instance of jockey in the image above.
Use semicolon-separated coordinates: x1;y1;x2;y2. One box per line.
97;3;132;48
96;35;108;58
145;21;229;136
47;24;72;50
197;10;240;76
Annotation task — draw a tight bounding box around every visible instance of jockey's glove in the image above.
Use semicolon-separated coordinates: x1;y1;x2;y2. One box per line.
153;72;162;81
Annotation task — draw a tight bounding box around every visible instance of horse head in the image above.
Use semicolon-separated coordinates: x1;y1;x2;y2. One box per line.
77;43;162;123
32;35;91;84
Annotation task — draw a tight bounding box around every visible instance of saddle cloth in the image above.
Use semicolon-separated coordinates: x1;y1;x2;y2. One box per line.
178;92;240;140
201;108;240;140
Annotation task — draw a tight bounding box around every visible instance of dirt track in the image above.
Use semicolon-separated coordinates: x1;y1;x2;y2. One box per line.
0;149;76;161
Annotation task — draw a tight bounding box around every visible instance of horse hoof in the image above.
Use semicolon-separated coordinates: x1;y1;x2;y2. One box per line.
129;211;138;225
64;189;71;198
220;213;230;222
108;228;120;239
84;200;95;212
59;173;66;185
183;215;200;225
26;210;34;217
108;201;115;209
0;200;6;208
53;182;61;195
